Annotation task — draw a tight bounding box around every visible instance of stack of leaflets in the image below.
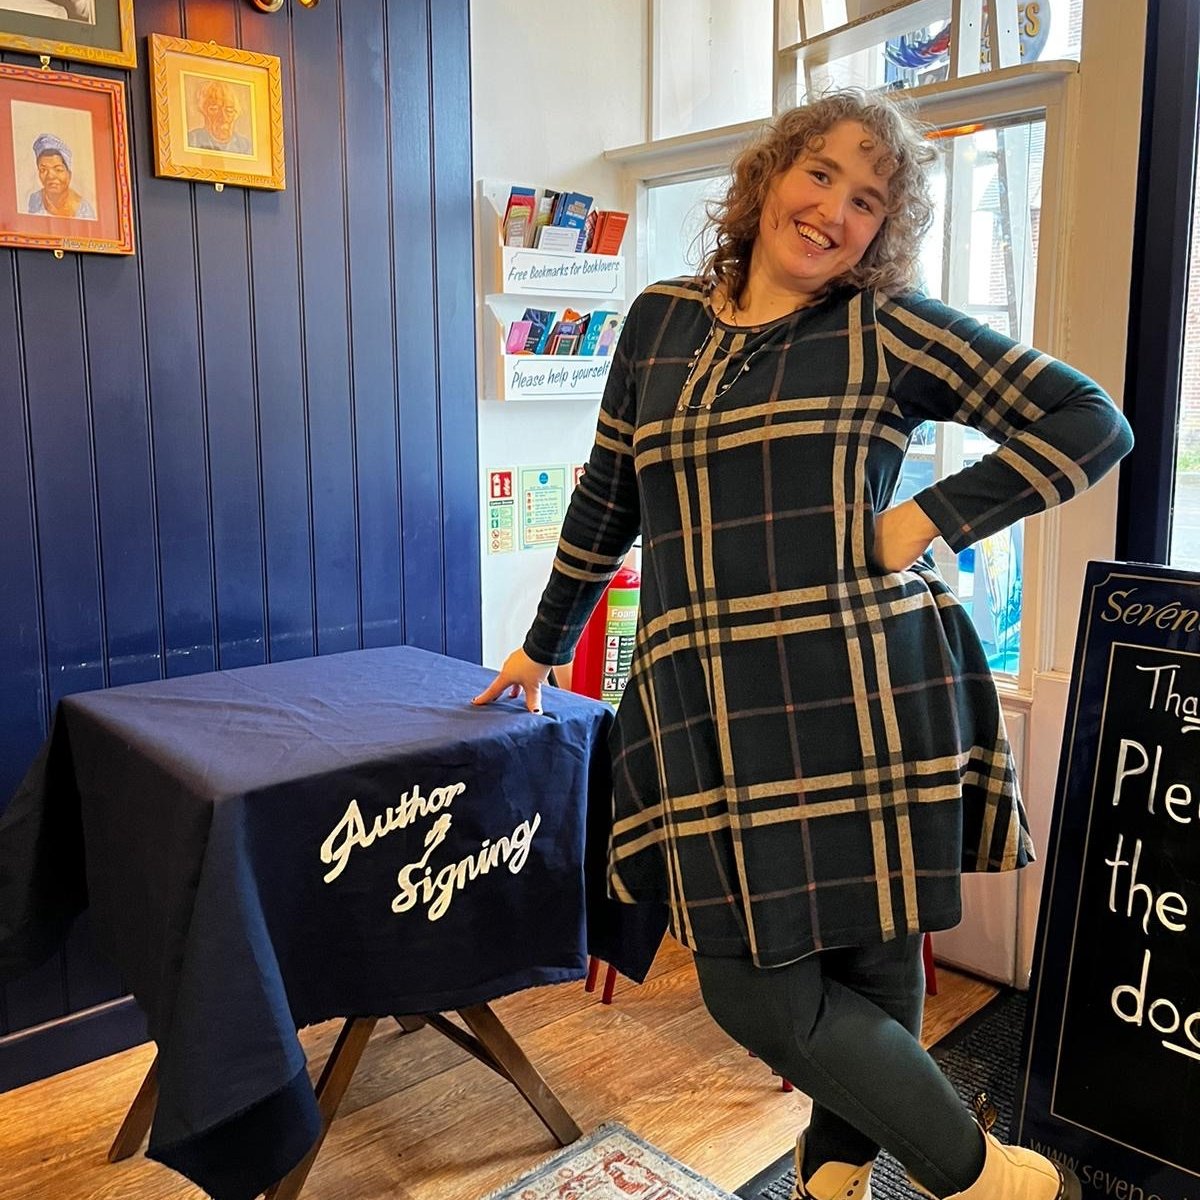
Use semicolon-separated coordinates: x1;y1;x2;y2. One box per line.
582;210;629;255
507;308;625;356
502;185;626;254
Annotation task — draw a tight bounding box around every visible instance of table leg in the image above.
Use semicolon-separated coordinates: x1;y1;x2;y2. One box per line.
402;1011;513;1083
456;1003;581;1146
108;1054;159;1163
265;1016;379;1200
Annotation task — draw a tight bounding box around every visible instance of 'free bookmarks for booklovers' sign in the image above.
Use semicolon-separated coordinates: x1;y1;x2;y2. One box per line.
503;248;624;299
1018;561;1200;1200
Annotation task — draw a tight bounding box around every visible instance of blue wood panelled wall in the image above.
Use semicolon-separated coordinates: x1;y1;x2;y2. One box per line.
0;0;479;1087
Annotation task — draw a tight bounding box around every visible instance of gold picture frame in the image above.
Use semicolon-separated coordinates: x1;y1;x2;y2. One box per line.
0;61;134;255
149;34;285;192
0;0;136;71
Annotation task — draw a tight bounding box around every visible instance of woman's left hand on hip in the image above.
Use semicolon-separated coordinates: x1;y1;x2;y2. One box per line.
872;499;940;572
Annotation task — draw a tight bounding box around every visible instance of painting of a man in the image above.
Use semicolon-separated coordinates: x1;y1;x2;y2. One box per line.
0;0;96;23
187;79;252;155
27;133;95;220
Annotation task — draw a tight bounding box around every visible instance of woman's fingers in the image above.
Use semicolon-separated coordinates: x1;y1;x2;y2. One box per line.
472;648;551;714
873;500;939;571
471;674;511;705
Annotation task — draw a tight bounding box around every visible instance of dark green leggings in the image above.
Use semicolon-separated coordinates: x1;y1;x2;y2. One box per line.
693;938;985;1197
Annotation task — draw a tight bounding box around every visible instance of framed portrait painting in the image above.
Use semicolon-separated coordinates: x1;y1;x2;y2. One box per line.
149;35;286;192
0;0;136;70
0;61;134;254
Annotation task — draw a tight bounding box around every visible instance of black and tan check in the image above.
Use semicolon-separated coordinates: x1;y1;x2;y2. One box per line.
526;279;1133;966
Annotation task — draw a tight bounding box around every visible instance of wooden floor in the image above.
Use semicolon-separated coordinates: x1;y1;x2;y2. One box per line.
0;939;997;1200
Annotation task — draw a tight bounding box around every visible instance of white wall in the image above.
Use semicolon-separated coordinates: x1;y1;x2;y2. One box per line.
470;0;648;668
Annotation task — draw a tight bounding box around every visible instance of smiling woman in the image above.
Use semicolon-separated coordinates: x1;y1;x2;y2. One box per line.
719;121;893;319
475;85;1133;1200
702;92;936;325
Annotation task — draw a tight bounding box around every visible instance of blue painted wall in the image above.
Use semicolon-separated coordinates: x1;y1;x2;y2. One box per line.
0;0;479;1081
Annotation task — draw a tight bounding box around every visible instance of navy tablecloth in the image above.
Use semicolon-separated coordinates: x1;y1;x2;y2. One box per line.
0;646;667;1199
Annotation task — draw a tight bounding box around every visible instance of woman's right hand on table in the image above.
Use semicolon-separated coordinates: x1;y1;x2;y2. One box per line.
472;648;552;715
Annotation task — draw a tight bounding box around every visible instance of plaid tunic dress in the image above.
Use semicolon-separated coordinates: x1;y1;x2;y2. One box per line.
525;278;1133;967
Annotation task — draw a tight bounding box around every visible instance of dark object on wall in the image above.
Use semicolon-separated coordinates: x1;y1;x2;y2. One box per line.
1018;561;1200;1194
0;0;479;1091
148;34;286;191
0;62;134;255
0;0;135;69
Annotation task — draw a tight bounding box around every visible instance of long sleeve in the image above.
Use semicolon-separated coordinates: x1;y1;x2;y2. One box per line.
523;297;643;666
877;292;1134;551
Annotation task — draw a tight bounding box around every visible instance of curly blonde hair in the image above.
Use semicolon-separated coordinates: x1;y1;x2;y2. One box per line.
700;89;938;302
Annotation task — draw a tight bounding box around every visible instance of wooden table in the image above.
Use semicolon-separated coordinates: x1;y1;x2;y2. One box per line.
0;646;664;1199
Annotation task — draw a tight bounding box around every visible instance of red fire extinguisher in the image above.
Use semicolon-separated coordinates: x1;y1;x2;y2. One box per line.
568;556;640;706
573;554;641;1005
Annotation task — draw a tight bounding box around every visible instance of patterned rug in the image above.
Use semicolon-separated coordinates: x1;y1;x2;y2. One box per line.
735;990;1026;1200
481;1122;738;1199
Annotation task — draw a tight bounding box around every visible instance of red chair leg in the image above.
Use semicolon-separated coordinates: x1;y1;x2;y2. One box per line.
748;1051;795;1094
923;932;938;996
601;963;617;1004
585;957;619;1003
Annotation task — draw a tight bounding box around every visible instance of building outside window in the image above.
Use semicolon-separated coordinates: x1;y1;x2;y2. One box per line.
1169;154;1200;570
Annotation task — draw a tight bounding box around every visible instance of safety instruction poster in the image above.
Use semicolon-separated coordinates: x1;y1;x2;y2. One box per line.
519;466;567;550
485;468;516;555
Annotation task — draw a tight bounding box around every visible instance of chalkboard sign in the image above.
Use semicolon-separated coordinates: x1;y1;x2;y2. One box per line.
1018;561;1200;1199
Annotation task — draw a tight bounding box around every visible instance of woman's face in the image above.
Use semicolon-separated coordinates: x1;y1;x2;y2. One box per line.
37;153;71;200
754;119;892;298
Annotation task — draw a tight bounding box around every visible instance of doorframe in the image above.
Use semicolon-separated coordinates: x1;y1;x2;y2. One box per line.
1116;0;1200;564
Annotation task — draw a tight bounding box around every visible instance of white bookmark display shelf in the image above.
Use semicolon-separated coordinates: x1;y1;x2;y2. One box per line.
479;180;627;402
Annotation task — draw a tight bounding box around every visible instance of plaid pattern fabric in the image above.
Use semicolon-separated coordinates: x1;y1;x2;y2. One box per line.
525;279;1133;966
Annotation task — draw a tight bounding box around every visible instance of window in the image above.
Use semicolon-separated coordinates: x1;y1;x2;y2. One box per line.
1169;145;1200;571
633;109;1052;678
1118;0;1199;573
895;115;1046;674
782;2;1084;105
645;173;730;282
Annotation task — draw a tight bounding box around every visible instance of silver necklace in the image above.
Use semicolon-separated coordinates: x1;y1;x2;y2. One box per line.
677;319;773;412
